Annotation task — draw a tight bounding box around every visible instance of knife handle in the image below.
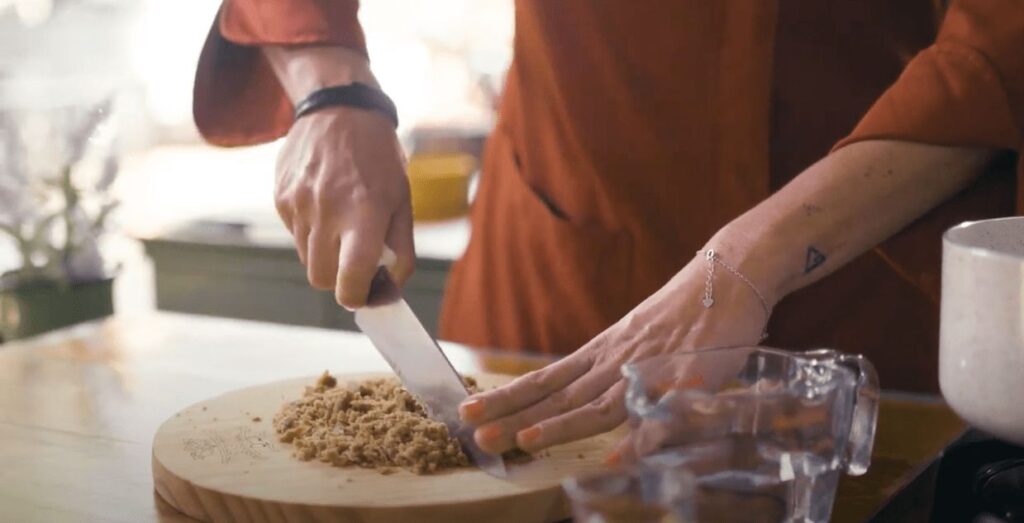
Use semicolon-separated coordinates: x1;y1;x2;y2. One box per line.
365;246;402;307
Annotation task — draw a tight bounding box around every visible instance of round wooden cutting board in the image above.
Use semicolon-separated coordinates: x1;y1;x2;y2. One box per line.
153;372;624;523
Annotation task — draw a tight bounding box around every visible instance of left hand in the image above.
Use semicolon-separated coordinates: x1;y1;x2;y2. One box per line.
457;250;772;458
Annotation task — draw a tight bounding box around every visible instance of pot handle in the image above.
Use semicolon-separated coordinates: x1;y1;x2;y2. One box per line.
837;353;880;476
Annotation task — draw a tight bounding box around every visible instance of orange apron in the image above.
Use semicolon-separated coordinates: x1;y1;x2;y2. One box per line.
195;1;1024;392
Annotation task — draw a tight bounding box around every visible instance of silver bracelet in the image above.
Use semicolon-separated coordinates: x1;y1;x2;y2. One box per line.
697;249;772;341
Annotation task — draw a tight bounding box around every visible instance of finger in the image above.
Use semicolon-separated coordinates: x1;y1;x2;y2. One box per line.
384;200;415;287
335;209;390;309
276;203;294;233
652;346;751;394
606;433;637;467
306;227;339;290
272;173;295;232
458;353;593;425
513;380;628;453
608;418;674;466
473;366;619;454
292;221;310;266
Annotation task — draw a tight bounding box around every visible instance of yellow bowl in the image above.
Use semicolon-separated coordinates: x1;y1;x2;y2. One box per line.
407;153;476;222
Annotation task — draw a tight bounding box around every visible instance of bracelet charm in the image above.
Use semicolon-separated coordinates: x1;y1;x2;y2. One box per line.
697;248;772;341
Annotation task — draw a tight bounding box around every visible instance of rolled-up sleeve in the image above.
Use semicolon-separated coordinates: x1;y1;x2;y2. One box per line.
830;0;1024;301
837;0;1024;154
193;0;366;146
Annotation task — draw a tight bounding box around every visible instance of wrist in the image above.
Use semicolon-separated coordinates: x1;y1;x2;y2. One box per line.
263;45;379;105
704;220;794;308
294;84;399;129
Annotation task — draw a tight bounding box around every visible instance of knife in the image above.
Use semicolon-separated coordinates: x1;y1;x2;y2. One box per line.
354;252;507;478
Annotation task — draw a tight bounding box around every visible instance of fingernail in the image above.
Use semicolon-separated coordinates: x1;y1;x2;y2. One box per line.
460;398;485;421
517;426;541;447
337;294;357;312
604;450;621;466
477;424;502;443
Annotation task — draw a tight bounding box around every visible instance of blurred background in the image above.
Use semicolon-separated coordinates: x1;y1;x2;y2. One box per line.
0;0;514;341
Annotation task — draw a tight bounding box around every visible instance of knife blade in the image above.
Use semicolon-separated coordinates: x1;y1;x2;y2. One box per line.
354;265;507;478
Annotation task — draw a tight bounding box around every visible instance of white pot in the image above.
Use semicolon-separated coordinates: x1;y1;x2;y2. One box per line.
941;217;1024;446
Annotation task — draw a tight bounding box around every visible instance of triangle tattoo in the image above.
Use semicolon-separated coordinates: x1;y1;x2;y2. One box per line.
805;246;826;274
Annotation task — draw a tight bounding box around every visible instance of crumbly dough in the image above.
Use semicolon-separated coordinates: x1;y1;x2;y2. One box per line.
273;372;478;475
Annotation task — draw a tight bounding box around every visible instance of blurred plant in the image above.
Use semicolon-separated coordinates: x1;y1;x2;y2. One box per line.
0;99;119;289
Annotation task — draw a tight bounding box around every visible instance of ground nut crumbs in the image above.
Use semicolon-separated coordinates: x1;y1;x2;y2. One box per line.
273;372;479;475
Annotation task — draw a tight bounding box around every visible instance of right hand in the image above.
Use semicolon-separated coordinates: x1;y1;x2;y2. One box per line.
273;105;414;309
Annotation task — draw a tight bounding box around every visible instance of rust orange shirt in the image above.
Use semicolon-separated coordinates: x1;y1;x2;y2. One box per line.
194;1;1024;393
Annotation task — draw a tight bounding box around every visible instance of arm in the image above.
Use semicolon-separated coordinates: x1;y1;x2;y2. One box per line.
193;2;412;305
714;139;995;306
459;140;994;456
261;46;379;103
193;0;368;145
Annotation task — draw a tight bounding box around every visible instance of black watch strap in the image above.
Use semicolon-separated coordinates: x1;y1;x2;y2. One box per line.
293;83;399;128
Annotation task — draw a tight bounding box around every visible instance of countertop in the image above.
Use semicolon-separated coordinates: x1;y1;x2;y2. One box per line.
0;313;965;522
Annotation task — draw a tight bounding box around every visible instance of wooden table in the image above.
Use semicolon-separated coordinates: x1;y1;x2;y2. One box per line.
0;313;965;522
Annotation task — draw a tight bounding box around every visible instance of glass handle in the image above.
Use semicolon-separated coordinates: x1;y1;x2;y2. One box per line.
837;354;880;475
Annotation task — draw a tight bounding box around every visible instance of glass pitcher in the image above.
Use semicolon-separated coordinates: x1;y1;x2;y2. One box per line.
621;347;879;523
563;464;696;523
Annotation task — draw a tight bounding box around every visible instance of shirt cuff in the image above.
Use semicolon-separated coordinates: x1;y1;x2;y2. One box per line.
193;0;367;147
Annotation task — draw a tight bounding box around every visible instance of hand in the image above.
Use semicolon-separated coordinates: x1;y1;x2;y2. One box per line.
457;248;772;458
274;106;414;308
609;355;763;466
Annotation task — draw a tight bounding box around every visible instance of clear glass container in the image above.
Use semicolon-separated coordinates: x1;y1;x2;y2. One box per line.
621;347;879;523
563;464;695;523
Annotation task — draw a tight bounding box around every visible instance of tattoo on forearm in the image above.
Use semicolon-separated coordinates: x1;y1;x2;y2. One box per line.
801;203;823;216
804;246;826;274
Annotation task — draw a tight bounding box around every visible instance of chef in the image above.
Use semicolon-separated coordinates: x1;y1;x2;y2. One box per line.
194;1;1024;458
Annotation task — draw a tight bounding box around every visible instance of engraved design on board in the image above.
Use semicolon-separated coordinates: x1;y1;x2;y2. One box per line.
183;427;278;464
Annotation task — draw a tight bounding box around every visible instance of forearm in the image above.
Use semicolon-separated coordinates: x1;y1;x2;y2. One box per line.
713;140;995;305
262;45;379;104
